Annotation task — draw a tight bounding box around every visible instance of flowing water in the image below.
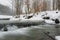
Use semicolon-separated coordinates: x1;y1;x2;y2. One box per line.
0;24;60;40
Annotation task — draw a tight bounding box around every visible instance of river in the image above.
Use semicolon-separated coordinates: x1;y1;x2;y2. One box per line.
0;24;60;40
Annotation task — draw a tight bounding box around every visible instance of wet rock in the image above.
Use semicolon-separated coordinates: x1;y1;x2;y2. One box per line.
56;12;58;14
55;19;59;24
4;27;8;31
52;19;55;21
43;17;50;19
27;15;33;19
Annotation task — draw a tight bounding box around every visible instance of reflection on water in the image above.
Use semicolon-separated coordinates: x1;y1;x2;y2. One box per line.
0;24;60;40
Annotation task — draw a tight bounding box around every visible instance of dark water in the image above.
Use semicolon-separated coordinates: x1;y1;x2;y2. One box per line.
0;24;60;40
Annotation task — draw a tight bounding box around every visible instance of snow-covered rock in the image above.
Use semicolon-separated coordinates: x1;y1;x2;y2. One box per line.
45;11;60;19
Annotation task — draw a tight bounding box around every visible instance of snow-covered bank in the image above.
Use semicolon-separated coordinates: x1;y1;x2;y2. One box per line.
0;10;60;25
39;10;60;24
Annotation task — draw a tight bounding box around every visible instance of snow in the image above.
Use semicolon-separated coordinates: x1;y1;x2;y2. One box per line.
45;11;60;19
40;11;60;19
30;13;44;20
55;36;60;40
0;15;13;18
10;17;20;21
44;20;55;24
20;15;26;19
39;10;60;24
10;15;25;21
12;10;60;24
27;13;33;16
0;10;60;24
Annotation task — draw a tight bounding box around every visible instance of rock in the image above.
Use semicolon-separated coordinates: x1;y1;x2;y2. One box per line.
43;17;50;19
27;15;33;19
55;19;59;24
4;27;8;31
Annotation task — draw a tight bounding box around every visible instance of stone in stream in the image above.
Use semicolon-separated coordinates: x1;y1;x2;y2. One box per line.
55;19;59;24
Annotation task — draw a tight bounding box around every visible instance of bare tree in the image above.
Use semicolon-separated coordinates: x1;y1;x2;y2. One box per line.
12;0;23;16
25;0;30;14
15;0;20;15
57;0;60;10
32;0;47;15
39;0;47;11
32;0;40;15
